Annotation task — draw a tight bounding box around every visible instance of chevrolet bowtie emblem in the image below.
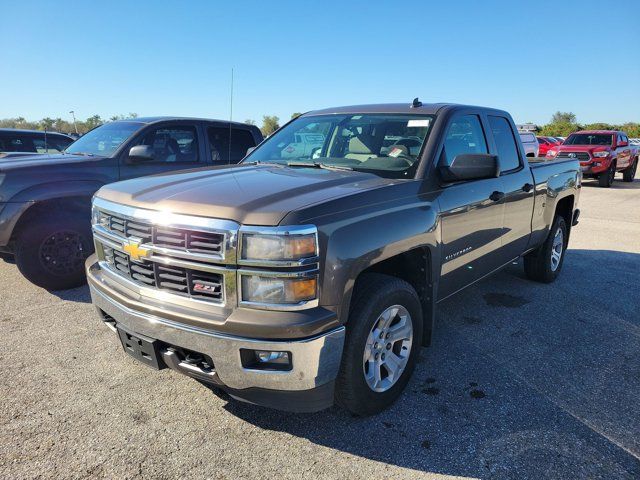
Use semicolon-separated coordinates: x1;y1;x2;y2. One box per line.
122;239;151;261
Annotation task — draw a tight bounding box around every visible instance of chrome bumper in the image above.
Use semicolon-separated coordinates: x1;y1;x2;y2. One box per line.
87;260;345;392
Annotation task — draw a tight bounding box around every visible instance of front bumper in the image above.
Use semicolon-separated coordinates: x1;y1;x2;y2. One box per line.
87;257;345;412
580;160;609;175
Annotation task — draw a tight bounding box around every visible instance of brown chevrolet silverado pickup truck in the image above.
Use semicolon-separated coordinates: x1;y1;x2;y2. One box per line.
86;101;581;415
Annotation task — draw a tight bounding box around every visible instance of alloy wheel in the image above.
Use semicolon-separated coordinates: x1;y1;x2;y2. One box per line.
363;304;413;392
550;227;564;272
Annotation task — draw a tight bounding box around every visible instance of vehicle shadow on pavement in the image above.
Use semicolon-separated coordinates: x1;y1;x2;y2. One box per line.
50;284;91;303
218;250;640;479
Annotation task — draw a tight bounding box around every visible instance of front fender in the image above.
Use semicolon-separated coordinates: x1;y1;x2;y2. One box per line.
318;196;440;324
9;180;105;203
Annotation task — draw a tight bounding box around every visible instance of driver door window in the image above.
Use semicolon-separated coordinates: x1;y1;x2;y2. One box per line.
119;124;200;181
134;126;199;163
442;115;488;167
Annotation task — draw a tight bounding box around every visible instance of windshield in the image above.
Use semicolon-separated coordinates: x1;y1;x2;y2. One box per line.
564;133;612;146
65;121;143;156
244;113;434;177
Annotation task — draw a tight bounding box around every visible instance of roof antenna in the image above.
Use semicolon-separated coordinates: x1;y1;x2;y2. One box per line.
411;97;422;108
228;67;234;164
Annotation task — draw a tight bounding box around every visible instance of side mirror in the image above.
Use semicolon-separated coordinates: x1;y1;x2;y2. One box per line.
246;146;256;156
127;145;154;163
439;153;500;182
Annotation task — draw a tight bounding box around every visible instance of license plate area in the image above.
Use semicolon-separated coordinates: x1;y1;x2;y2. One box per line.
117;326;166;370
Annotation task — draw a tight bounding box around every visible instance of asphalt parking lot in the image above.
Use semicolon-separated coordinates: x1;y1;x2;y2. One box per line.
1;171;639;479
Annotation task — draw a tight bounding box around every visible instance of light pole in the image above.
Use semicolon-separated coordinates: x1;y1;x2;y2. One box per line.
69;110;78;135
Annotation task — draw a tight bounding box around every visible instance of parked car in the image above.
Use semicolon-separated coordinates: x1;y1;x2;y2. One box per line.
0;128;73;158
546;130;638;187
0;117;263;289
86;102;581;415
518;131;539;157
536;136;561;157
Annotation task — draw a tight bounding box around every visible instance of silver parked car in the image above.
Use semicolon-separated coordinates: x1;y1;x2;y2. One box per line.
519;132;540;157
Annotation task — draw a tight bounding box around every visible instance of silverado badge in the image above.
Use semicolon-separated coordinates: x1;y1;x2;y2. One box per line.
122;238;151;261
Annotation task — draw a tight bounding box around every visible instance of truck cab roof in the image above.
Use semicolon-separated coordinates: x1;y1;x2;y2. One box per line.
306;102;509;117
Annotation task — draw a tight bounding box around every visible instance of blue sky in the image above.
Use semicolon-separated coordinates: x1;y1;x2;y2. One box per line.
2;0;638;125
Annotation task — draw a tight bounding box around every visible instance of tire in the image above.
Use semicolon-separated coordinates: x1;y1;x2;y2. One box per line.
335;273;423;416
598;161;616;188
524;215;567;283
15;213;94;290
622;158;637;182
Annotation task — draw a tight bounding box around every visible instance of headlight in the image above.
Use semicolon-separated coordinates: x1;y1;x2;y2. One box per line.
240;226;318;263
593;151;610;157
241;274;317;305
546;150;557;157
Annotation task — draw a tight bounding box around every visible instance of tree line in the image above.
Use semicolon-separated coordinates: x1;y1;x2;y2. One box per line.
0;112;303;137
535;112;640;137
0;114;140;135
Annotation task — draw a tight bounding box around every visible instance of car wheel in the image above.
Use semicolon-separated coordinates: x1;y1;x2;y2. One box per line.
335;273;423;416
524;215;567;283
622;158;637;182
598;161;616;188
15;213;94;290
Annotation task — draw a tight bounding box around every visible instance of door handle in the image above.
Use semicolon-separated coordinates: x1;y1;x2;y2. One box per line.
522;183;534;192
489;191;505;202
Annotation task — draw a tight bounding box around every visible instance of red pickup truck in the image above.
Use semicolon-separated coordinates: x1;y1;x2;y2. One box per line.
546;130;638;187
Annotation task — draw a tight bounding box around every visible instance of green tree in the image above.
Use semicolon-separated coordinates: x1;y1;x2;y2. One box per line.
582;122;614;131
39;117;56;130
261;115;280;136
84;115;103;130
291;112;302;120
244;119;256;125
550;111;577;124
538;122;581;137
620;122;640;137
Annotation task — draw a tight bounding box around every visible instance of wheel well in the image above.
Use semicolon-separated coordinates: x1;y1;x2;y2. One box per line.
555;195;574;232
11;196;92;242
354;247;433;345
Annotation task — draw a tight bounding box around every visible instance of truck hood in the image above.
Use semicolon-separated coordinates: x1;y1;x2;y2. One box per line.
96;164;397;226
0;153;106;171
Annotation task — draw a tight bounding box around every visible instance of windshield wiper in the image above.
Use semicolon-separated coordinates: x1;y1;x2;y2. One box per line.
286;161;353;171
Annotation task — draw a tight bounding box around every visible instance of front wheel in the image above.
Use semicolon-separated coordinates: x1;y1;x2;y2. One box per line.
15;213;94;290
524;215;567;283
335;273;423;416
622;159;637;182
598;161;616;187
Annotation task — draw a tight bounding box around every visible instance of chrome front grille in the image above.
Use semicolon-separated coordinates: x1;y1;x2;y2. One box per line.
91;197;240;307
103;245;223;302
98;211;224;256
557;152;591;161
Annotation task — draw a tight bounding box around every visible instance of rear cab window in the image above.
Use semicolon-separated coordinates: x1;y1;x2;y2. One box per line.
208;127;258;165
489;116;522;172
0;134;36;152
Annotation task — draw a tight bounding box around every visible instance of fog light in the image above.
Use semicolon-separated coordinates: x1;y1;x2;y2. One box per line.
256;350;289;363
240;349;292;371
